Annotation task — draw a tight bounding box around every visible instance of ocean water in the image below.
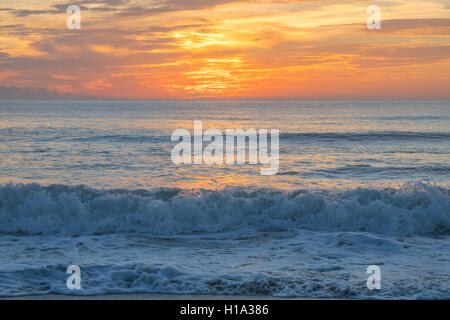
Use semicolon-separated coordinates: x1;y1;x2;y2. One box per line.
0;100;449;298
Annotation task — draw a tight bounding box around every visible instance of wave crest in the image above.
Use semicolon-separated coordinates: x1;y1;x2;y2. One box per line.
0;182;449;236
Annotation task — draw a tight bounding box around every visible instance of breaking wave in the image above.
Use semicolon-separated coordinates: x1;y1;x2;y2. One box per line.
280;131;450;142
0;182;449;237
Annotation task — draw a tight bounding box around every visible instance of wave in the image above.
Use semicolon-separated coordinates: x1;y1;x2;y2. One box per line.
2;127;450;143
309;165;450;177
0;182;449;237
364;116;450;121
280;131;450;142
3;262;447;298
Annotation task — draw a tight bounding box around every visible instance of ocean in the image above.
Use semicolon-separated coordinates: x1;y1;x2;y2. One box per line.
0;99;449;298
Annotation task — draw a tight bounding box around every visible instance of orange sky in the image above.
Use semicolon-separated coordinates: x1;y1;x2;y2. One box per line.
0;0;449;99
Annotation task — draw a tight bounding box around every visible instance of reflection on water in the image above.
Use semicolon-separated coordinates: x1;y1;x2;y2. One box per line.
0;99;449;190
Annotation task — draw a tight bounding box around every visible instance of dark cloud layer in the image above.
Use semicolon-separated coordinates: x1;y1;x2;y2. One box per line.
0;86;91;99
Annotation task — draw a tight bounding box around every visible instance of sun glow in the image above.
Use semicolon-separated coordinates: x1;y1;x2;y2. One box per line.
0;0;448;99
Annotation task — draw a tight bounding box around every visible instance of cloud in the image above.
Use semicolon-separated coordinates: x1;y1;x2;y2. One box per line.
376;18;450;35
116;0;321;16
10;9;59;17
0;0;449;98
2;0;132;17
1;0;340;17
0;86;92;99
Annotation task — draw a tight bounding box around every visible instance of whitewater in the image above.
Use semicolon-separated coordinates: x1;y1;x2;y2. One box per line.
0;100;449;298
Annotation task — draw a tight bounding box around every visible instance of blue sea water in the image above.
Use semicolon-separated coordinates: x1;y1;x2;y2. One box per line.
0;100;449;298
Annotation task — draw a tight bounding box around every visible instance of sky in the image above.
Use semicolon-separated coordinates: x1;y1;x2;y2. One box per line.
0;0;449;99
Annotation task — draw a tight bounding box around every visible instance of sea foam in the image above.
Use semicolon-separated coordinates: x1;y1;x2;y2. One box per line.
0;182;448;237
